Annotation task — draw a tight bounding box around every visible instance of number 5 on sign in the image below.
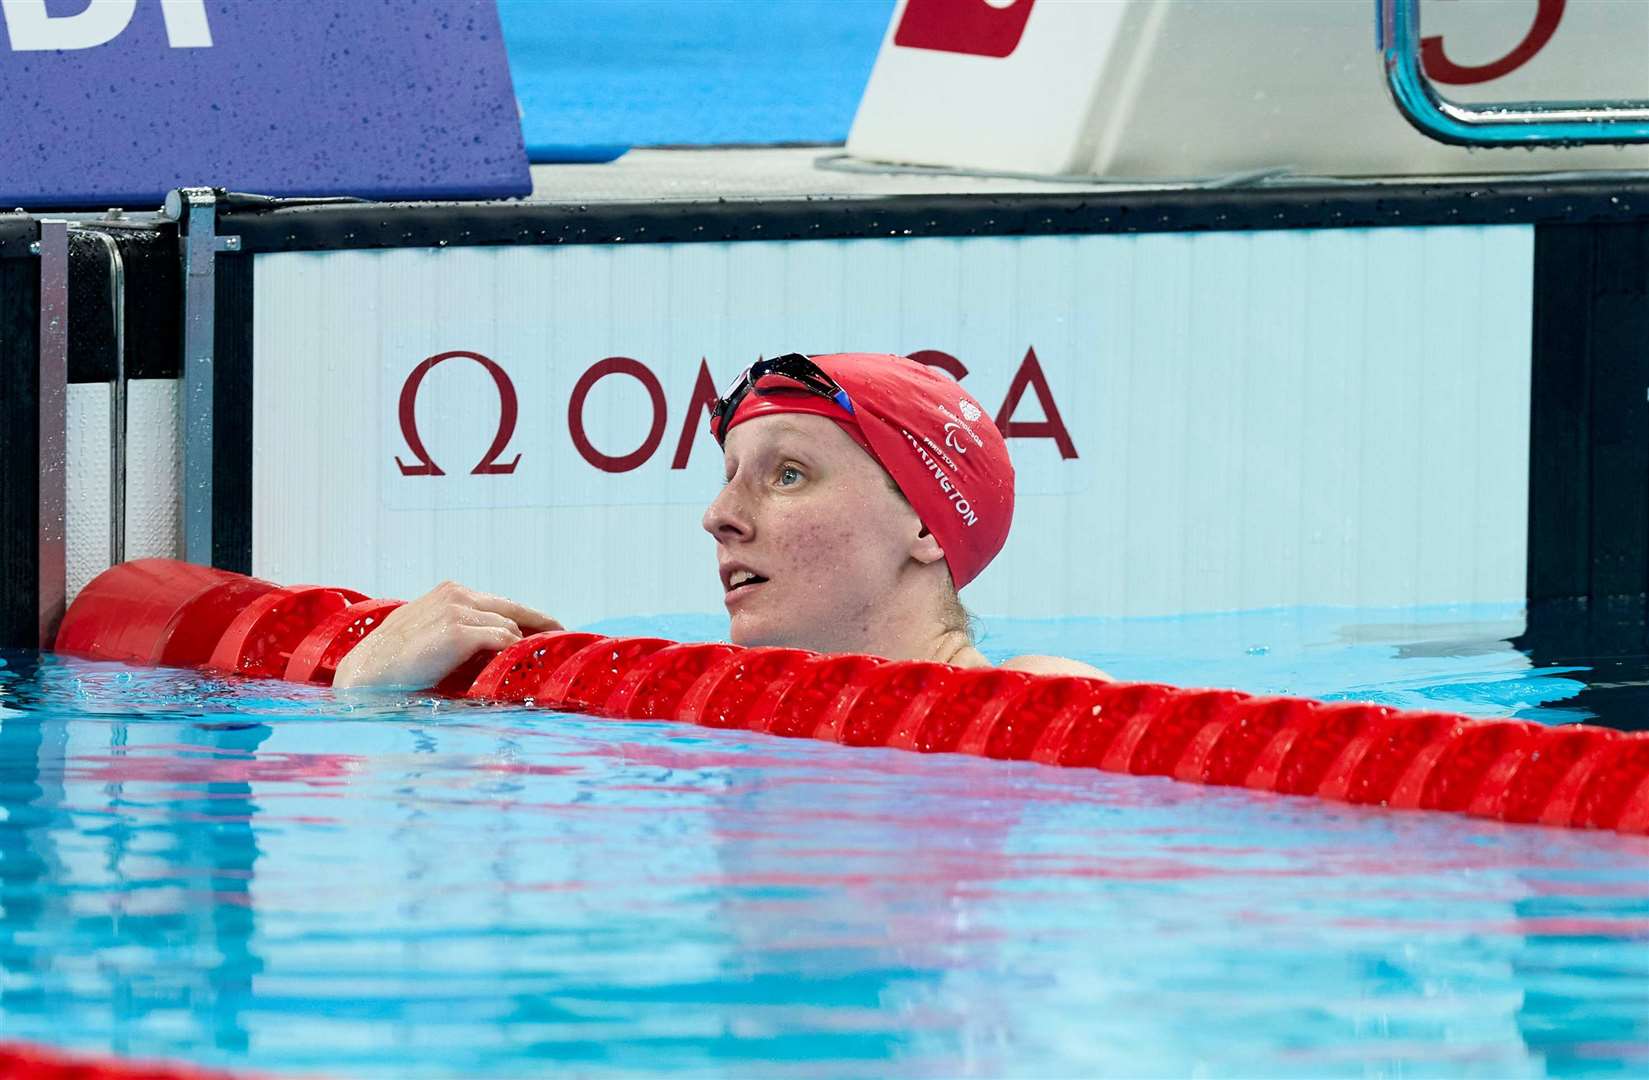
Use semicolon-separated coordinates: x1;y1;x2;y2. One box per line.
1423;0;1564;85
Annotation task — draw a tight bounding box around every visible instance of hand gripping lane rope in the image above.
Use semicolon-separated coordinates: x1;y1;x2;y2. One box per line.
54;559;1649;836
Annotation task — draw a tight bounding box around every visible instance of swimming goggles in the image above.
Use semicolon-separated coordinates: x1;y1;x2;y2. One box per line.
710;353;855;446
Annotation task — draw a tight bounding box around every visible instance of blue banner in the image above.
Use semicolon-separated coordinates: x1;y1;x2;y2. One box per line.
0;0;529;208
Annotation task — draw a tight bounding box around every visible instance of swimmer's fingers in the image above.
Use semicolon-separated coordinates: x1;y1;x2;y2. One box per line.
456;624;521;651
454;607;522;637
334;623;517;691
460;591;562;634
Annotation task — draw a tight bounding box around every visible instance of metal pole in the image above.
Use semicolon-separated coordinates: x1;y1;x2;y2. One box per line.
72;227;128;568
165;187;219;566
35;219;68;648
1378;0;1649;146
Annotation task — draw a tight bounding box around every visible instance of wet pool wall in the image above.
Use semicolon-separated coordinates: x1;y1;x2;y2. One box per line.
5;185;1649;647
242;221;1532;625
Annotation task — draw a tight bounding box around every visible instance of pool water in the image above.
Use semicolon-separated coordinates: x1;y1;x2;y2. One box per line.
1;605;1646;1078
497;0;892;158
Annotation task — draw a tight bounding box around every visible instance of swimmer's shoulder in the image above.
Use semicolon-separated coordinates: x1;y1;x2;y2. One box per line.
999;654;1111;679
944;645;1109;679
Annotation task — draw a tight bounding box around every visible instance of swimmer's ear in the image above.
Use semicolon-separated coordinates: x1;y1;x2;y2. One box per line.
909;525;945;566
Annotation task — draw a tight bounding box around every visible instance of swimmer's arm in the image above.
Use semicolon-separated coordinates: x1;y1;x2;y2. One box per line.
1000;654;1111;679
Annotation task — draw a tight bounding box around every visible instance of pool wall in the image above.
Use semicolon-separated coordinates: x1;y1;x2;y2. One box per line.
2;185;1648;645
250;226;1530;625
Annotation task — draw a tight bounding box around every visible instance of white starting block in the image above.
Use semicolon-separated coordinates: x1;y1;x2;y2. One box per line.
847;0;1649;178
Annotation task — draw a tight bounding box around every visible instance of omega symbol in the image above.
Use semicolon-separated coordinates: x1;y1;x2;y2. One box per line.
395;350;521;476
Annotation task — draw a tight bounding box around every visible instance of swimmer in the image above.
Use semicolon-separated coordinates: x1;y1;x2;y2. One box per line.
334;353;1106;688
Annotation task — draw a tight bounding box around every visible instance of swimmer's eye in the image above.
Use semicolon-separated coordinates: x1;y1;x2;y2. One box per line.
776;464;804;487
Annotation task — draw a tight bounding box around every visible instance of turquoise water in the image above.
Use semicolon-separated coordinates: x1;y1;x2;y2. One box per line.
498;0;892;160
1;605;1646;1078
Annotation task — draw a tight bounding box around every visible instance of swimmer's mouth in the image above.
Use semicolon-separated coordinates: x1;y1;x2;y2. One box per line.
723;568;768;593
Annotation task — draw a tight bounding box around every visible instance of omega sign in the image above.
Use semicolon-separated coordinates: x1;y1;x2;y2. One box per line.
394;347;1078;477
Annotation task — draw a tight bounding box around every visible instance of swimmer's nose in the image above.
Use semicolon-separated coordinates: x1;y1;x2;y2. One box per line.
702;482;753;542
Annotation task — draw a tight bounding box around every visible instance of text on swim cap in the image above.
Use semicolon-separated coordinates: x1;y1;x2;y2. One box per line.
902;429;979;528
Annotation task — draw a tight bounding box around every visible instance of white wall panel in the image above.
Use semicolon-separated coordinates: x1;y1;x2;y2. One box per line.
65;380;183;600
66;383;110;601
252;227;1532;625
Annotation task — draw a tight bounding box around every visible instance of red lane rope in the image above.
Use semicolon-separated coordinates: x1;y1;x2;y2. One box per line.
0;1042;248;1080
53;560;1649;836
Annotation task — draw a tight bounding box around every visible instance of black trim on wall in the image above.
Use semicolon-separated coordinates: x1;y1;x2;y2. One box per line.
1518;221;1649;728
219;179;1649;254
67;232;113;381
1526;222;1649;610
1527;224;1594;607
122;227;183;379
213;254;254;575
0;214;36;259
67;225;181;383
0;250;41;649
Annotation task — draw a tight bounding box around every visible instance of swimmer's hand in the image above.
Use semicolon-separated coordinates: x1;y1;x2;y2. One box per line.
332;581;562;690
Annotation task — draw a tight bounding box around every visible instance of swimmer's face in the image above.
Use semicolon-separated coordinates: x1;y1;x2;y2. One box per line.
703;414;928;651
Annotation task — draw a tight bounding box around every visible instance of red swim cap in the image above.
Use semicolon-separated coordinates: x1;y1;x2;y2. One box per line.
712;353;1015;589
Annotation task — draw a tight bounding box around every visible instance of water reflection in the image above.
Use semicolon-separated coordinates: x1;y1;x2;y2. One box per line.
0;657;268;1060
687;730;1642;1076
1515;598;1649;731
0;653;68;1021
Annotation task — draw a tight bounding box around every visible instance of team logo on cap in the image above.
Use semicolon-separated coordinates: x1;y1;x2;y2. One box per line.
936;402;985;452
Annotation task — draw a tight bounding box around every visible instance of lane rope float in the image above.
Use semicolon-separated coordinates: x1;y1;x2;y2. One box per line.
0;1041;240;1080
53;559;1649;836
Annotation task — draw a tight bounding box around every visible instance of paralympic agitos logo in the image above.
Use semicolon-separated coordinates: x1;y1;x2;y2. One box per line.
395;347;1078;477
